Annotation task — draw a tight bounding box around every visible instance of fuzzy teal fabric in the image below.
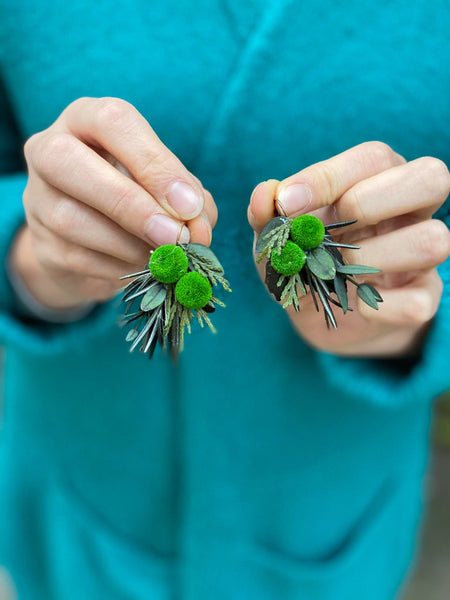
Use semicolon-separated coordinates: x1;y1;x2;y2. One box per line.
0;1;449;598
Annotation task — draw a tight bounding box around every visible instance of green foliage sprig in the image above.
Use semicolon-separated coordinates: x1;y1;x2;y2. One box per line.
119;243;231;361
256;215;383;329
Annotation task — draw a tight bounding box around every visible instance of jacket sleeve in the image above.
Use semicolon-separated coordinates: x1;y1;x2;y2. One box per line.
316;200;450;409
0;79;118;356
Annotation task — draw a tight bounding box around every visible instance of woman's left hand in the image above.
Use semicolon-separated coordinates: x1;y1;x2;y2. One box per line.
248;142;450;357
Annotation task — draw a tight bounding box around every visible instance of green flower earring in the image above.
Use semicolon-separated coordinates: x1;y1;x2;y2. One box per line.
256;214;383;328
119;243;231;361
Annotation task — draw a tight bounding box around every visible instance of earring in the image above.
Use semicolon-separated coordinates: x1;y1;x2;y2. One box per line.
118;243;231;361
256;214;382;328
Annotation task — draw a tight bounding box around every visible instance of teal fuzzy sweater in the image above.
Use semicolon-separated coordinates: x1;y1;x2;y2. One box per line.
0;1;449;598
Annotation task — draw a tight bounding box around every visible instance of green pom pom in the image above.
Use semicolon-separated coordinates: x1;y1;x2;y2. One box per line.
175;272;212;309
271;240;306;276
148;245;188;283
290;215;325;250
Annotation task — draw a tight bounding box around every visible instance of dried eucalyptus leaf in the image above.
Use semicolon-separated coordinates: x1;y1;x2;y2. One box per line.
185;243;224;273
357;283;380;309
125;328;139;342
140;285;167;311
255;217;289;253
126;281;159;302
337;264;381;275
334;275;348;314
363;283;383;302
306;247;336;280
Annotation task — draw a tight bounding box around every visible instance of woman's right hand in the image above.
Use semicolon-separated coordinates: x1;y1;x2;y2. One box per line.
12;97;217;310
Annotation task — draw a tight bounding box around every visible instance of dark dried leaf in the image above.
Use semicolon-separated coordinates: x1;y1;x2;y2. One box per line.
315;276;343;308
265;262;287;301
203;303;216;313
169;314;180;363
157;307;166;350
324;219;357;230
334;275;349;314
312;274;337;328
322;240;360;250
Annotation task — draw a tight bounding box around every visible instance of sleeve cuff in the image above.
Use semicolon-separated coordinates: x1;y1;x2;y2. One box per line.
0;173;119;355
5;237;97;323
316;259;450;409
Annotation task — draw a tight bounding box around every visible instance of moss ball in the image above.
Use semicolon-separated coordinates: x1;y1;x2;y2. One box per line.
148;244;188;283
271;241;306;276
175;272;213;310
290;215;325;250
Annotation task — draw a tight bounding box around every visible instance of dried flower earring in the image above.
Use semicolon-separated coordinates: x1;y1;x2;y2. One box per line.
256;214;382;328
119;243;231;361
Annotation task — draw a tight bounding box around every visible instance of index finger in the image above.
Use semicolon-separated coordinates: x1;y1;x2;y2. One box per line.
59;97;207;221
275;141;406;217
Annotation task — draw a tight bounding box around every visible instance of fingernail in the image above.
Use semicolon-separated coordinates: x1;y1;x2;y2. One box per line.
145;214;190;246
277;184;312;216
166;182;204;220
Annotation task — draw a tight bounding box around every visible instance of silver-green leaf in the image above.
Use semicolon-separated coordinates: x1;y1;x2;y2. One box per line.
125;329;139;342
357;283;380;309
337;264;381;275
362;283;383;302
306;247;336;280
140;285;167;311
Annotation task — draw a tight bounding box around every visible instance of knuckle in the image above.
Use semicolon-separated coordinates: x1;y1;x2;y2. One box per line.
23;133;41;162
64;97;90;113
137;149;172;185
22;184;33;212
37;244;64;273
418;220;450;265
95;97;133;128
415;156;450;200
48;198;78;237
63;246;94;275
364;141;396;170
317;163;339;203
340;185;367;224
403;291;434;325
434;272;444;299
33;132;74;175
109;184;140;221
